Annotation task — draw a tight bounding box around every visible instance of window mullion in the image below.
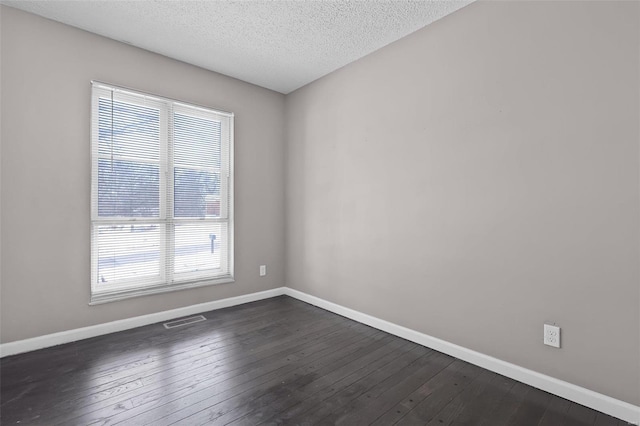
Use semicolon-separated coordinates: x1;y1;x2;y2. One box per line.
220;118;230;220
165;103;175;284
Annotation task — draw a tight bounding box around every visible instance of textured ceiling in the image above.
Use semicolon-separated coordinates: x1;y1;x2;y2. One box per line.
3;0;473;94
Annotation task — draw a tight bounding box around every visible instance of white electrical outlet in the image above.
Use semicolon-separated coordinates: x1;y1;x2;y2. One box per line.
544;324;560;348
259;265;266;276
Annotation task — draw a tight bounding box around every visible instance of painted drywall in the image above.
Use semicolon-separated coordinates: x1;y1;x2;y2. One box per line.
285;0;640;406
0;6;285;343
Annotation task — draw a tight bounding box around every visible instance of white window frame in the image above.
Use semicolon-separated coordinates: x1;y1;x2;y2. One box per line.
90;81;234;304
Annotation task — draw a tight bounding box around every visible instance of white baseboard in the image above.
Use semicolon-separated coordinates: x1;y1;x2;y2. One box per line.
0;287;286;358
1;286;637;424
283;287;640;425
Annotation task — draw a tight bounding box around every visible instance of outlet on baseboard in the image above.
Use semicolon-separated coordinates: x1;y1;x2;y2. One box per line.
544;323;560;348
259;265;266;277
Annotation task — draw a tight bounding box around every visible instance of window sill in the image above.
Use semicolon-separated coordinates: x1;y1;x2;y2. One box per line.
89;275;235;305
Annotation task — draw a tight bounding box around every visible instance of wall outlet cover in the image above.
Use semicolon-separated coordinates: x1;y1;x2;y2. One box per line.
544;323;560;348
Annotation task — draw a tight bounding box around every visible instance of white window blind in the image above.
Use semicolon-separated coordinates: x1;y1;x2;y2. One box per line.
91;82;234;303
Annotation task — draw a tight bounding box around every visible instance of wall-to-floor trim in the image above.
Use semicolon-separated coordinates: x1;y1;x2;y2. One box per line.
1;286;637;424
0;287;286;358
282;287;640;425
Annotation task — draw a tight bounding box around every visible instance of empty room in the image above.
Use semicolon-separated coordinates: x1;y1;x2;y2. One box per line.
0;0;638;425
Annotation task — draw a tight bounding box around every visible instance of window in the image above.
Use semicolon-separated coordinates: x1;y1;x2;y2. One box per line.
90;82;233;303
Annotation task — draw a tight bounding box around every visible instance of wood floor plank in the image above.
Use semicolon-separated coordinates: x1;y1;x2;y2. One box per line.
136;326;385;425
538;394;572;426
325;351;455;426
477;381;531;426
3;308;345;424
423;369;498;426
294;345;430;425
258;341;422;425
0;299;310;398
448;373;516;425
1;297;301;382
163;329;389;425
252;335;415;425
505;387;553;426
593;411;623;426
562;402;598;426
53;319;363;425
0;296;624;426
391;361;485;426
226;334;400;426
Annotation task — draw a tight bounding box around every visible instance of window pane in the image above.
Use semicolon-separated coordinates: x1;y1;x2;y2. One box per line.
96;225;162;284
174;168;220;218
98;159;160;217
174;112;221;169
98;98;160;161
91;83;233;302
174;223;224;275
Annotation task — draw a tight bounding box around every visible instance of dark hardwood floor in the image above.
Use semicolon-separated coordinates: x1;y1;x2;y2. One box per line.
0;296;626;425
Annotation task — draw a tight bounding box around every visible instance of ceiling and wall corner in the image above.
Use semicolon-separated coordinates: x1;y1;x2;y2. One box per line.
0;0;473;94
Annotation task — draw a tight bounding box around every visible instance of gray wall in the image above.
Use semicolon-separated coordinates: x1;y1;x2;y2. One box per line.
285;1;639;405
0;6;286;343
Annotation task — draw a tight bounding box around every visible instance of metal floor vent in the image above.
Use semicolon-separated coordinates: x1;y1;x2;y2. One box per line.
163;315;206;329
